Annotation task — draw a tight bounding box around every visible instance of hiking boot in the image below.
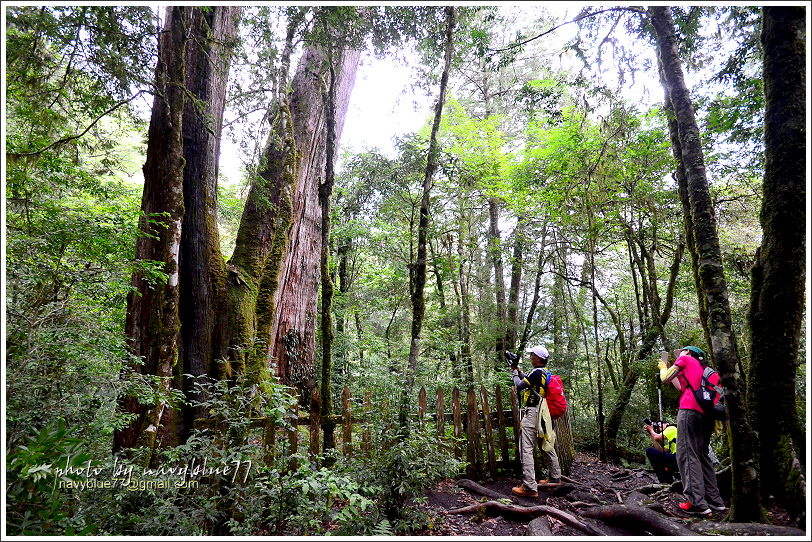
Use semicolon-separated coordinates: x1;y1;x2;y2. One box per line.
679;501;711;516
708;503;727;512
511;484;539;498
538;478;562;486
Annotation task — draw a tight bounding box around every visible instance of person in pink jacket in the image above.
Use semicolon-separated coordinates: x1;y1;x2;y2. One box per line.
658;346;726;516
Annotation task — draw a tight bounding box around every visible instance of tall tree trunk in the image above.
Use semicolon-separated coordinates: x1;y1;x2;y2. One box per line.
320;51;338;457
519;224;549;353
176;5;241;443
266;44;360;402
748;6;806;522
487;197;507;364
649;6;763;522
115;6;190;460
505;216;525;352
604;237;683;461
402;6;456;428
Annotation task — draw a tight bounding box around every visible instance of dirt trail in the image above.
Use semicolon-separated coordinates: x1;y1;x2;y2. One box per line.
415;452;803;537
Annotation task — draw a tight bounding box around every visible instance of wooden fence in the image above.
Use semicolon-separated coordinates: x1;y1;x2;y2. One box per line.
254;384;575;479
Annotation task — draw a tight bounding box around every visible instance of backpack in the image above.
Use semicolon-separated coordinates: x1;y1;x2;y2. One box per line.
690;366;726;421
540;368;568;420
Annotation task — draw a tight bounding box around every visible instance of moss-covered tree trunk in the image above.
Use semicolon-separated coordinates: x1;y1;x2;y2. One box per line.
320;53;338;456
648;5;763;522
175;5;241;442
268;44;360;403
115;6;190;459
747;6;806;523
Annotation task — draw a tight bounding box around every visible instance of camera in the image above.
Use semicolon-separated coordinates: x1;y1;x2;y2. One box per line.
644;418;662;433
504;350;520;369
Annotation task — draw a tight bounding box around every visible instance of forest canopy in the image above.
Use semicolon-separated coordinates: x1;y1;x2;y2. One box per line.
3;3;808;537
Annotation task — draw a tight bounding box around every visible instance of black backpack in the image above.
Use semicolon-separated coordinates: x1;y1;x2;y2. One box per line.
689;366;726;420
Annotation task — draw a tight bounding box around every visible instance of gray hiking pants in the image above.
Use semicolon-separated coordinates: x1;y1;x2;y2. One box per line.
520;406;561;491
676;408;723;509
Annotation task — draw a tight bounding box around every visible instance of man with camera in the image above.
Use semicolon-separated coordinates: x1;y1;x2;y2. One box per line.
505;346;562;498
643;419;679;484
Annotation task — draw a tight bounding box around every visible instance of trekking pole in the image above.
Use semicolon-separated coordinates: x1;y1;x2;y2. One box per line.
657;351;668;424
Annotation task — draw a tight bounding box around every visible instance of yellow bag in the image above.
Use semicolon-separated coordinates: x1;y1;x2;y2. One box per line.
536;401;557;452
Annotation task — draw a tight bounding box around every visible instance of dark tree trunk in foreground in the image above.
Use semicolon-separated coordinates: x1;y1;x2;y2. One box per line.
116;7;242;458
268;44;360;403
176;5;241;442
649;6;763;522
402;6;456;428
115;6;190;459
747;6;806;522
320;54;338;456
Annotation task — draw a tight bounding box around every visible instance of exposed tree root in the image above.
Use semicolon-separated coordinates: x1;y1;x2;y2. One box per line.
447;500;607;536
579;504;696;536
690;521;806;537
456;479;518;503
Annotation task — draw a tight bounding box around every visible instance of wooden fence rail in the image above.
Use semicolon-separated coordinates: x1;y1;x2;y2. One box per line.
248;384;575;478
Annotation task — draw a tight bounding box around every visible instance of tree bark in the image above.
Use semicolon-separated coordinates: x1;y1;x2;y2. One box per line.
320;50;338;456
176;5;241;442
648;5;763;522
115;6;190;459
268;44;361;402
747;5;806;520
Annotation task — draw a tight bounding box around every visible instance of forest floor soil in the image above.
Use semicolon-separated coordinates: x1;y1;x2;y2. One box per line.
414;451;803;537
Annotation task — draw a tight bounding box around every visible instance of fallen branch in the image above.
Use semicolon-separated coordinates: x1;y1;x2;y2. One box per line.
579;504;696;536
447;500;606;536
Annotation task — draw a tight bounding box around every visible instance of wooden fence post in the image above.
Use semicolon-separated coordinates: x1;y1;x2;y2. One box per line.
309;389;321;458
452;387;463;459
418;386;427;432
342;386;352;457
287;402;299;471
465;386;482;479
435;388;445;440
480;385;497;479
262;419;276;466
494;384;510;466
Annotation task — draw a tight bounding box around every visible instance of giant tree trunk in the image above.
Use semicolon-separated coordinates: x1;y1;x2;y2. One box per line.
268;44;360;403
116;7;242;457
648;5;763;522
115;6;190;459
176;5;241;442
747;6;806;521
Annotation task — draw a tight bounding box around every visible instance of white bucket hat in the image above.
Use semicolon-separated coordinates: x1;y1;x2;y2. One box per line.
526;345;549;360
